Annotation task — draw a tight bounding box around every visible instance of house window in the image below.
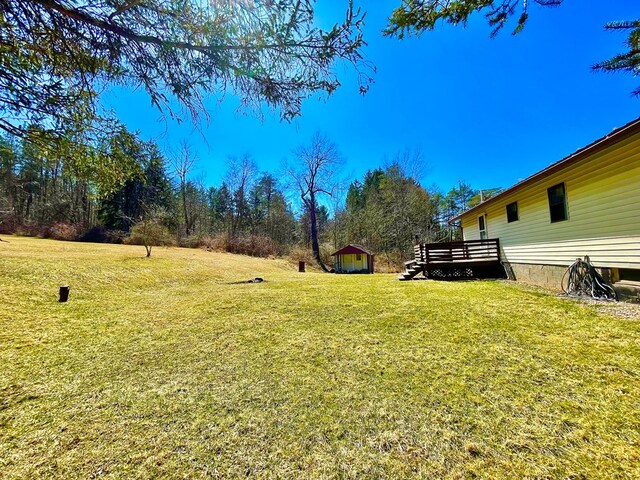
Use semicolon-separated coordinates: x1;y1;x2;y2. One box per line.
478;215;487;239
547;183;568;222
356;254;362;261
506;201;519;223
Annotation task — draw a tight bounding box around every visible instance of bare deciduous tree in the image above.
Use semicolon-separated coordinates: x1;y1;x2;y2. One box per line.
170;141;198;237
224;154;258;238
383;148;427;183
285;133;342;272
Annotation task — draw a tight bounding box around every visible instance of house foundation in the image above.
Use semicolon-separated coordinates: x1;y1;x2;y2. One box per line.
506;263;612;292
506;263;567;291
505;262;640;301
613;281;640;303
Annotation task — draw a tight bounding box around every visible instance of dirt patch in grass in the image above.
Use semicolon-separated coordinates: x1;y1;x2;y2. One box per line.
501;279;640;320
566;298;640;320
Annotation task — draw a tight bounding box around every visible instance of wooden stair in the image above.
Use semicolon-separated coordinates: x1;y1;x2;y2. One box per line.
398;260;425;281
399;238;502;281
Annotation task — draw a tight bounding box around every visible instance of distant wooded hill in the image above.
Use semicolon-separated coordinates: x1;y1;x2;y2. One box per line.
0;132;500;266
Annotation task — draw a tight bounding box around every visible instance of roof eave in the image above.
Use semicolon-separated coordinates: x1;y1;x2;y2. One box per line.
331;244;373;256
452;117;640;223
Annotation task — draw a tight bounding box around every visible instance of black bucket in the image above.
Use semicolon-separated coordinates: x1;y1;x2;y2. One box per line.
59;285;70;302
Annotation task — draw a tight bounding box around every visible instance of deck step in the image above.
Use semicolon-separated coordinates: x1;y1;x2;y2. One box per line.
398;265;424;281
398;274;415;281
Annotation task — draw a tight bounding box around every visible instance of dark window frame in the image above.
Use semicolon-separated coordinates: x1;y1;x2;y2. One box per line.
506;201;519;223
547;182;568;223
478;214;487;239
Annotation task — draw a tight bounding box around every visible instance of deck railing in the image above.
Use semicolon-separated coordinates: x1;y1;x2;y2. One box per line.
414;239;500;265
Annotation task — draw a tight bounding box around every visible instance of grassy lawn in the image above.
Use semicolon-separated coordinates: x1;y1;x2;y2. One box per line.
1;236;639;479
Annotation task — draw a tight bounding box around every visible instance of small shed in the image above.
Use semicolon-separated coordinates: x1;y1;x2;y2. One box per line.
331;244;374;274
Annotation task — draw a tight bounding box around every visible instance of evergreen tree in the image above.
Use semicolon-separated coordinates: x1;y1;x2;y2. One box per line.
1;1;372;143
0;136;18;215
99;139;171;231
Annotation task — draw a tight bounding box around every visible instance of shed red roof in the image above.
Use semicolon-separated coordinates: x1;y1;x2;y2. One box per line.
331;244;373;256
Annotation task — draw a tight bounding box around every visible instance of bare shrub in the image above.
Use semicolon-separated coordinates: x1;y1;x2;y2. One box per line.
198;234;285;258
319;242;336;270
288;246;316;266
198;234;227;251
228;235;282;257
14;223;46;237
0;213;18;234
179;235;202;249
45;222;78;241
374;252;404;273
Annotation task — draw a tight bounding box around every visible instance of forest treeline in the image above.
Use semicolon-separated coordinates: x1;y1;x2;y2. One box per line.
0;130;500;269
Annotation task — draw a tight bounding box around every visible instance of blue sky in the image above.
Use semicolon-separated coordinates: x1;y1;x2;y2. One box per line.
103;1;639;196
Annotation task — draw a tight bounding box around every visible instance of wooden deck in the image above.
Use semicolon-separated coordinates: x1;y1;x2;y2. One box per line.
399;239;502;280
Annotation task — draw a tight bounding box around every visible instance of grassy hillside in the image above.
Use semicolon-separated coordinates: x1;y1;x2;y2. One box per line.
1;237;639;479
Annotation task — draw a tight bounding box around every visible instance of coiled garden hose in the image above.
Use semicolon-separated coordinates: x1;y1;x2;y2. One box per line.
561;256;618;301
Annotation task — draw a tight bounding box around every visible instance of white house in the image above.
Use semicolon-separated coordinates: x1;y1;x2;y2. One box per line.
452;118;640;298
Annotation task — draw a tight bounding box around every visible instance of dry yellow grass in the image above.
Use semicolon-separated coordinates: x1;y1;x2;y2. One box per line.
1;236;639;479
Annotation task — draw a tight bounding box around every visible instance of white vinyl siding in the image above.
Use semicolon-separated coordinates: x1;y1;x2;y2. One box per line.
460;133;640;269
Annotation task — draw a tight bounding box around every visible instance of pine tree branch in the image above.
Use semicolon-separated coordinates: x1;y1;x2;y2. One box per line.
32;0;320;54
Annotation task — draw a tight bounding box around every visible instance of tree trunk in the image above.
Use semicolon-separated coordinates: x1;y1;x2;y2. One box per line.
307;194;329;272
181;183;190;236
25;192;32;219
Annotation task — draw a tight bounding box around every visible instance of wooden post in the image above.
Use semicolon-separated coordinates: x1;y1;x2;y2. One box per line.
59;285;70;302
